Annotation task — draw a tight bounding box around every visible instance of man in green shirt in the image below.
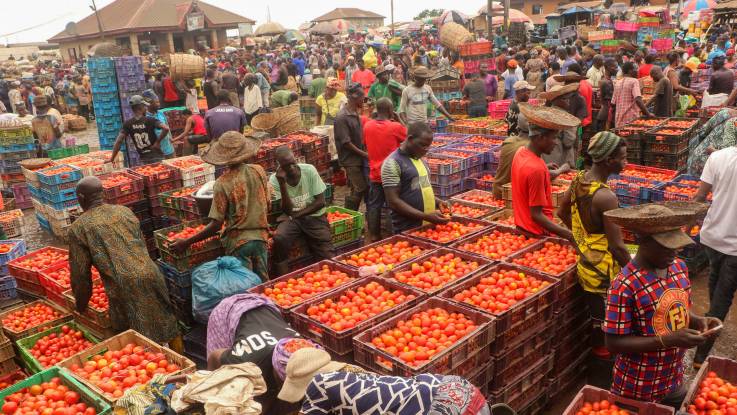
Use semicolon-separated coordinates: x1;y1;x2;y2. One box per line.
271;90;299;108
308;69;327;99
269;146;334;276
368;64;404;111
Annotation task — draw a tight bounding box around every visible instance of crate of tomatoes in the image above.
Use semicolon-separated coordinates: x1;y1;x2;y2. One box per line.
0;209;23;239
0;367;112;415
154;219;223;272
290;277;424;355
451;189;506;209
16;322;100;373
0;239;26;275
506;237;578;299
565;385;674;415
0;300;73;341
163;156;216;183
353;297;495;378
97;171;144;201
7;247;68;283
447;200;499;219
63;279;110;329
450;225;540;262
36;164;83;186
0;369;27;391
681;356;737;415
281;131;328;152
334;235;438;271
57;329;195;403
37;261;97;307
325;206;364;235
403;218;492;246
383;247;492;296
128;162;182;189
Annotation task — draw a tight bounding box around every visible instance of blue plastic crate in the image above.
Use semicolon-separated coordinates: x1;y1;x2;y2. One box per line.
44;198;80;211
157;259;192;287
91;82;119;94
432;180;464;198
0;239;26;275
87;57;114;69
0;143;35;153
27;183;40;199
36;164;83;186
36;212;50;231
671;174;700;185
41;187;78;204
0;275;18;300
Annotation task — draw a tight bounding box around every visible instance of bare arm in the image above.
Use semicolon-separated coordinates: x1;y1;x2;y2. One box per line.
556;187;573;229
695;181;712;203
635;97;652;117
595;191;631;268
173;118;194;143
606;329;706;353
109;131;127;163
530;205;573;241
345;142;368;158
385;186;448;224
169;218;223;253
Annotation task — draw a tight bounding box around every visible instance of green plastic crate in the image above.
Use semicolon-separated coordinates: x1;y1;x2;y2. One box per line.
17;321;101;374
46;147;73;160
326;206;364;235
333;227;363;247
0;367;111;414
72;144;90;156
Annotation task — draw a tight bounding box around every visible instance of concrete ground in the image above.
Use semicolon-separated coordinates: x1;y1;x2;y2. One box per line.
17;121;737;412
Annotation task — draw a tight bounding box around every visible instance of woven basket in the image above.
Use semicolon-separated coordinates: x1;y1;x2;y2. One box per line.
252;104;301;136
88;42;123;58
604;201;709;234
169;54;206;80
440;23;473;51
68;116;87;131
20;158;52;170
251;112;280;133
519;103;581;129
276;113;303;136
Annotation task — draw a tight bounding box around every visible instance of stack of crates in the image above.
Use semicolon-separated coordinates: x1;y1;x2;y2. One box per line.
459;41;494;75
0;328;19;377
87;58;122;151
163;156;215;188
299;97;317;130
182;323;207;368
128;163;183;240
0;124;36;209
114;56;146;121
157;259;195;325
642;118;698;173
35;165;84;239
325;206;364;248
427;144;487;198
162;107;188;137
0;239;25;301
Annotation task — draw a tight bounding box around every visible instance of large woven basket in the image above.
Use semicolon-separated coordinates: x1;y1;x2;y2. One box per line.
68;116;87;131
440;23;473;51
251;104;301;136
169;54;205;80
519;103;581;129
604;201;709;234
19;158;52;170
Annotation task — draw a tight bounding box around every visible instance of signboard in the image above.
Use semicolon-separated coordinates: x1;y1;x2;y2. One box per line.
187;12;205;31
558;25;577;40
238;23;253;37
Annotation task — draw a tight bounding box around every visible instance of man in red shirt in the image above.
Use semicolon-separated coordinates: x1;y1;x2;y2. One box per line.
364;98;407;241
351;60;376;95
511;105;576;241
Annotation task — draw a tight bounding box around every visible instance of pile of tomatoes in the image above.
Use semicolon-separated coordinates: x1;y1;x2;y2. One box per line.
490;213;515;227
283;338;318;353
69;344;181;399
341;239;427;268
88;282;109;311
1;303;65;333
369;307;478;366
511;241;578;275
43;264;102;290
631;118;663;127
409;221;486;244
573;400;628;415
556;171;578;182
165;224;217;251
664;119;696;129
467;135;504;146
167;157;204;169
620;165;676;182
392;252;482;292
455;191;505;208
37;165;77;179
685;371;737;415
100;173;135;190
655;128;685;136
327;210;353;223
449;202;491;219
451;268;550;314
305;281;416;332
455;228;537;260
29;325;95;369
285;133;321;145
2;377;95;415
131;163;175;179
0;210;23;221
0;242;17;254
262;264;354;307
11;248;68;272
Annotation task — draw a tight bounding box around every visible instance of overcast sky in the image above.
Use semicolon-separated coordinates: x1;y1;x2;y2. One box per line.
1;0;482;44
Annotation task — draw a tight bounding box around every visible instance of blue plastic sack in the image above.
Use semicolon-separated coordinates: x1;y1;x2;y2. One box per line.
192;256;262;324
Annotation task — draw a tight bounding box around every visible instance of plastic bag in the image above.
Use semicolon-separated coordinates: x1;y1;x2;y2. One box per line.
192;256;262;324
363;47;377;69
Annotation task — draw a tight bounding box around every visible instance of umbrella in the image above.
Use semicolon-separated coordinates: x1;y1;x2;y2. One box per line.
561;6;593;15
309;21;339;35
284;30;304;42
478;2;503;14
254;22;286;36
682;0;716;13
223;46;237;53
436;10;470;26
491;9;532;24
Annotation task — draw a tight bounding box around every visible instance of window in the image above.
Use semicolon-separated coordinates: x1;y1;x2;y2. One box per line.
532;4;544;14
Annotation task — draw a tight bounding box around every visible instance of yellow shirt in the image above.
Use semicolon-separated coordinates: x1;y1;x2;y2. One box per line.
315;92;347;125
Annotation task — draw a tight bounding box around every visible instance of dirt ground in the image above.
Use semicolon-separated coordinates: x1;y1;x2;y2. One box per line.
19;122;736;412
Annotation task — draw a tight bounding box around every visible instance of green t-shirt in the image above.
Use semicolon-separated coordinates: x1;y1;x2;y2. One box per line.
269;164;327;217
309;78;327;99
271;90;293;108
368;80;404;110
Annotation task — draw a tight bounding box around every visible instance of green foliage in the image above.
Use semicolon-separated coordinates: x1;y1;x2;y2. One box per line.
414;9;444;20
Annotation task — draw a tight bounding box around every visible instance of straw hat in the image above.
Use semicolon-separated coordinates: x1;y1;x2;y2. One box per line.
538;83;580;102
200;131;262;166
603;201;709;249
519;102;581;130
553;74;589;84
412;66;431;79
277;348;347;403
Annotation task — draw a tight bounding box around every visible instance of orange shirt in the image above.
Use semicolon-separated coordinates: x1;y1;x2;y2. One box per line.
511;146;553;235
579;80;593;127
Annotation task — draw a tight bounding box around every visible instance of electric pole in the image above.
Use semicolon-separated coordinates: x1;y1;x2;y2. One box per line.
90;0;105;39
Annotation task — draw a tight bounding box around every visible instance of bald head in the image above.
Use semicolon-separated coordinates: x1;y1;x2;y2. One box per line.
650;65;663;81
76;176;103;210
375;97;393;118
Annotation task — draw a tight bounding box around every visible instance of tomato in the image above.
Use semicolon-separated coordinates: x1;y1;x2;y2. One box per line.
455;228;537;260
263;264;355;307
392;252;482;292
340;239;428;269
510;241;578;275
1;303;64;334
408;221;486;244
686;372;737;415
1;380;95;414
29;328;95;369
454;190;505;208
451;268;550;315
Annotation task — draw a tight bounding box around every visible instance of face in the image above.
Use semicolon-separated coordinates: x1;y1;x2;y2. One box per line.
347;89;364;107
277;153;300;178
538;130;559;154
516;89;531;102
639;236;677;269
405;131;433;158
605;144;627;174
17;107;27;117
378;72;389;83
148;99;160;111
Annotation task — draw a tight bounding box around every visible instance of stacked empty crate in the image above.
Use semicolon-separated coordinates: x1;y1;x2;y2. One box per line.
88;58;123;151
0;123;36;210
114;56;147;166
35;165;84;238
0;239;26;301
459;41;494;76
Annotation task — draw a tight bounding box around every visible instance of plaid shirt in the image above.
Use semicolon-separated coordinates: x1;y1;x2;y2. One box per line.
611;77;643;128
603;259;692;402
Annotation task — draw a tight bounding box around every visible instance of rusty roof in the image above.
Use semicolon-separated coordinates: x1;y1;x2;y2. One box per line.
49;0;255;42
312;8;385;22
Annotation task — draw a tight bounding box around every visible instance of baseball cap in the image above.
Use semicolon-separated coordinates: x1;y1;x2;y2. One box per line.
128;95;149;107
277;348;347;403
652;229;695;250
513;80;536;91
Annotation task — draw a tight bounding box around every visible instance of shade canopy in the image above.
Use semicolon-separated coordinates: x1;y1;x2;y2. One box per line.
254;21;286;36
284;30;304;42
492;9;532;24
436;10;470;26
561;6;593;14
683;0;717;12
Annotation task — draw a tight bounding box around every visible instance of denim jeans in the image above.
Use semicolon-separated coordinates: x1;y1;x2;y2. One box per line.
694;245;737;363
232;240;269;282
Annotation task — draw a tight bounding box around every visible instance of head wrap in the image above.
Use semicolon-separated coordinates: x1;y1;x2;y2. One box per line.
588;131;623;162
685;57;701;72
326;77;342;90
206;294;280;355
272;338;323;381
507;59;518;69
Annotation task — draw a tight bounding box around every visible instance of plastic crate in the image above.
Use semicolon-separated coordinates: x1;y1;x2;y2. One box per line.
643;129;691;154
62;285;111;329
128;163;182;188
0;300;73;341
431;181;465;198
0;369;27;391
383;247;493;295
7;247;69;283
488;354;553;406
333;235;439;269
448;199;500;219
650;182;704;202
459;41;493;56
0;125;33;139
41;186;78;204
0;143;35;154
643;150;688;172
425;154;464;175
451;189;506;208
36;164;83;186
449;225;540;261
565;385;675;415
431;148;484;169
16;321;101;373
158;245;222;273
491;325;555;390
353;297;495;377
97;171;145;200
620;163;678;183
681;356;737;413
403;217;492;246
290;276;425;355
608;175;663;202
506;236;578;281
154;218;221;258
0;239;26;275
0;275;17;300
0;367;111;414
163;156;216;182
325;206;364;235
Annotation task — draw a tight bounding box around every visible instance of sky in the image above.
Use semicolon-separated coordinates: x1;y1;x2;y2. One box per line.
0;0;483;44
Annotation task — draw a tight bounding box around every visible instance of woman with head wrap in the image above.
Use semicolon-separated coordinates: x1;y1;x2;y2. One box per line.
557;131;631;382
688;108;737;175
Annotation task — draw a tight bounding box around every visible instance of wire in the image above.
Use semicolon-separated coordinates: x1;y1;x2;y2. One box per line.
0;13;74;38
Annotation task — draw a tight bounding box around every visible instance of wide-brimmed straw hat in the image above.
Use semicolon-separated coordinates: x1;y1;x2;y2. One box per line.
412;66;431;79
538;83;579;102
554;74;589;84
278;348;347;403
519;102;581;130
200;131;262;166
604;201;709;249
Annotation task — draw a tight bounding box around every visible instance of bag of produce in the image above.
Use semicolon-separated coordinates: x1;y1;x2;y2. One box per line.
192;256;262;323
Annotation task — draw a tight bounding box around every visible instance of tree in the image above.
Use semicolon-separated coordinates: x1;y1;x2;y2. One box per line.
414;9;444;21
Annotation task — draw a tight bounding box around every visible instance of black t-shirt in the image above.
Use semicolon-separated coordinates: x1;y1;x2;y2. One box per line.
122;116;161;154
219;306;298;393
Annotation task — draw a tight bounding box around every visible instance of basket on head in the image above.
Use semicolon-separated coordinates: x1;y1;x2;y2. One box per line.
603;201;709;235
439;22;474;51
168;54;206;80
19;158;52;171
251;112;280;135
518;102;581;130
88;42;123;58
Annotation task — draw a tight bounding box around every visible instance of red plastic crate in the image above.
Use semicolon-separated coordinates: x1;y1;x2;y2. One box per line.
37;261;72;296
449;200;499;219
402;217;492;246
15;277;45;296
107;190;145;206
459;41;493;57
143;178;184;197
506;236;578;292
98;171;144;200
7;247;69;283
681;356;737;414
491;324;555;390
290;276;426;355
489;354;553;406
620;163;678;183
128;163;182;188
333;235;439;270
548;351;589;400
451;189;506;208
382;247;493;295
353;297;495;377
449;225;540;262
564;385;674;415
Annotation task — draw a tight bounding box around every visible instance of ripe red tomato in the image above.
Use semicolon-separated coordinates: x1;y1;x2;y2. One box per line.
263;264;355;307
2;378;96;415
685;371;737;415
1;303;64;333
452;269;550;314
511;241;578;275
455;228;537;260
30;327;95;369
392;252;481;292
340;239;428;268
408;221;486;244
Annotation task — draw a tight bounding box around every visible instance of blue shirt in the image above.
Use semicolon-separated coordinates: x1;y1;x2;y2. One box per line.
293;58;306;76
560;58;577;75
148;110;174;156
504;74;519;99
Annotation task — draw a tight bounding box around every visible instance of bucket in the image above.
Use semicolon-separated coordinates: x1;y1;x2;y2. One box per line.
169;54;206;80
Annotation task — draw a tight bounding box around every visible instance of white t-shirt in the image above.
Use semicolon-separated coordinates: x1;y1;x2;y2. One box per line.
700;147;737;255
399;84;440;124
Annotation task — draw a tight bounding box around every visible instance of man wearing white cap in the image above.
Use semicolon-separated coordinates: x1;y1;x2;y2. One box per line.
504;80;535;136
368;64;404;111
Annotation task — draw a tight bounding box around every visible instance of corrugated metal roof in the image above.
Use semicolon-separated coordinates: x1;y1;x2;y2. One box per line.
312;8;385;22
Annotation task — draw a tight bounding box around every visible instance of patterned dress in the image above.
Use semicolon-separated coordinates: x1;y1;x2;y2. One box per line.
687;109;737;176
68;204;179;344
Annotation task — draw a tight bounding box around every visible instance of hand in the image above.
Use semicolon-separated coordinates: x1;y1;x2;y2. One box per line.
702;317;724;339
561;228;575;244
447;116;456;123
426;211;451;224
275;167;288;182
662;328;706;348
151;142;161;151
706;146;717;155
168;238;190;254
559;163;571;172
546;162;560;170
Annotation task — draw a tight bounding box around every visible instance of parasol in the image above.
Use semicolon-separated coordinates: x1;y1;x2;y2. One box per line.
333;19;355;33
492;9;533;24
284;30;305;42
436;10;470;26
561;6;593;14
309;21;340;35
254;22;286;36
682;0;716;13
